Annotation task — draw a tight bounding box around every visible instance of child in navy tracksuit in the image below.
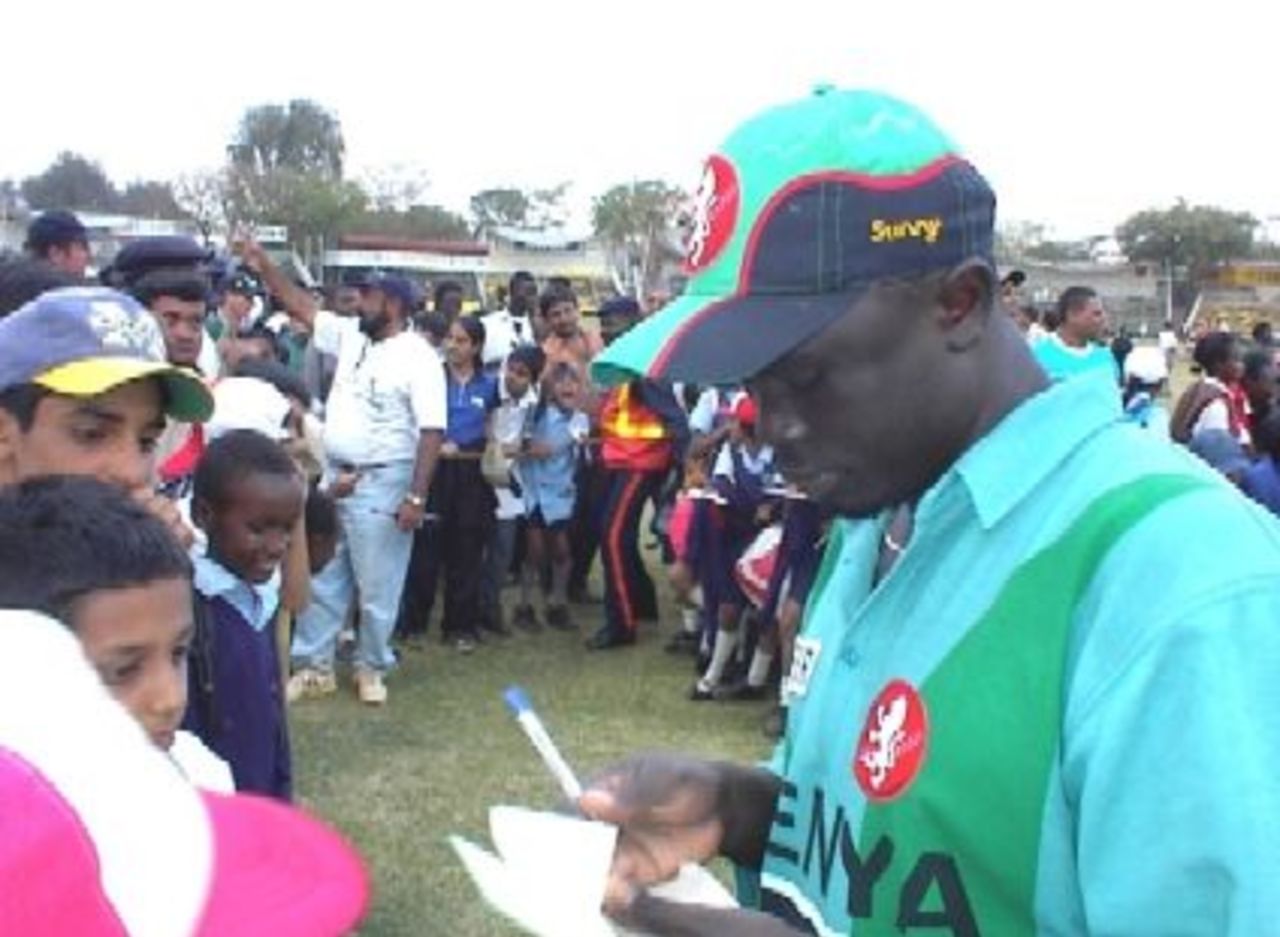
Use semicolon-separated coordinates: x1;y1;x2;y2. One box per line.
690;395;775;700
186;429;306;800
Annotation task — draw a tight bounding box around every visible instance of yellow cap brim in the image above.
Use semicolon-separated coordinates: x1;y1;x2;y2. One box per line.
33;358;214;423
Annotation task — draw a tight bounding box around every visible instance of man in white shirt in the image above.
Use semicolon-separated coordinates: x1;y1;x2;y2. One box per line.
239;242;445;706
480;271;538;369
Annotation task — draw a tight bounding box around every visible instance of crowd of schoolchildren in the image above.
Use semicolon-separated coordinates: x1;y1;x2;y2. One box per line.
0;210;829;829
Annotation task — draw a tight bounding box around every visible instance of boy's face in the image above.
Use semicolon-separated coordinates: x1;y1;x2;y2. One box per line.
152;296;206;369
74;577;193;750
197;472;305;584
0;379;166;491
504;362;533;399
546;300;579;338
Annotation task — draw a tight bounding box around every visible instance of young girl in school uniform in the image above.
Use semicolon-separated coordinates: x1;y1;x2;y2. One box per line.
514;362;590;632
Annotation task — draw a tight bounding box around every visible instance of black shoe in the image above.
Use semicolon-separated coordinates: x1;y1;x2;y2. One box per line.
546;605;576;631
664;631;700;655
512;604;542;632
480;616;511;639
585;628;634;651
715;680;771;702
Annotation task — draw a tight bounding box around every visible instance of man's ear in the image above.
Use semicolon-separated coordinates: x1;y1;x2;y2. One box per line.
937;259;996;351
191;495;213;533
0;410;19;487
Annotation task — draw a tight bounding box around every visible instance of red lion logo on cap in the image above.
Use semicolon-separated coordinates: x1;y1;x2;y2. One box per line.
684;155;739;274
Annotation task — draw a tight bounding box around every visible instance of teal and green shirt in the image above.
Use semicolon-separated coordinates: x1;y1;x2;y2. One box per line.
1031;335;1119;384
757;375;1280;935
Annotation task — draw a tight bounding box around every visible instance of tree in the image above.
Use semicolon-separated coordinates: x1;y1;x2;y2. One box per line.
174;171;231;244
230;99;345;179
528;182;570;229
352;204;471;241
469;188;531;234
21;151;118;211
1116;200;1258;282
592;180;685;294
116;180;185;219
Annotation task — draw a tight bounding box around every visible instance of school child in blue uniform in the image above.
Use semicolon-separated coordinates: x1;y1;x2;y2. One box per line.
690;395;776;700
515;362;590;631
186;429;306;800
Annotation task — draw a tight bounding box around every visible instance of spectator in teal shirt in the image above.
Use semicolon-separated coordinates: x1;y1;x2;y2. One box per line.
1033;286;1121;384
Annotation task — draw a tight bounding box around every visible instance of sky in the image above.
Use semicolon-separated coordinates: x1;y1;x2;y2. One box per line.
3;0;1278;239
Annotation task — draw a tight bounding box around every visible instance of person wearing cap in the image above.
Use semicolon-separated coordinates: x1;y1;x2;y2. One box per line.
102;234;211;292
0;608;369;935
481;270;539;370
24;209;92;278
0;286;212;546
1032;285;1120;385
588;296;689;651
237;239;445;706
572;88;1280;936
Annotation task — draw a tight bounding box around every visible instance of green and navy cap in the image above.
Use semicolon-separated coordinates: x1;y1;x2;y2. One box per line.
591;87;996;386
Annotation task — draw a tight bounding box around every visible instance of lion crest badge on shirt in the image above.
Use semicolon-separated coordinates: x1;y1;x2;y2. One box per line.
853;679;928;802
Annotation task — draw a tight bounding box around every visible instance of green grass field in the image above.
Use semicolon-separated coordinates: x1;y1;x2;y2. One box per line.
289;603;770;936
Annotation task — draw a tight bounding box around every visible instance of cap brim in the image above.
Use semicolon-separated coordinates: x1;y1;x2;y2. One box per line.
33;358;214;423
195;792;369;937
591;289;858;387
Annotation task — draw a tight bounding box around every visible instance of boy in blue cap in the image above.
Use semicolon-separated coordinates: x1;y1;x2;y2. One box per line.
0;287;212;539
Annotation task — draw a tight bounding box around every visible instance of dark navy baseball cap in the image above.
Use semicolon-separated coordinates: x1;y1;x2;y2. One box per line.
24;211;89;254
592;87;996;387
368;275;422;311
106;236;211;286
0;287;213;422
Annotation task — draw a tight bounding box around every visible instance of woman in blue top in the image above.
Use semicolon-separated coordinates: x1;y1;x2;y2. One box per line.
403;317;499;653
515;362;589;632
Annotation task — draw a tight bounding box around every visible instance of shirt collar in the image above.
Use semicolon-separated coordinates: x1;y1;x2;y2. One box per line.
192;554;281;632
950;372;1122;530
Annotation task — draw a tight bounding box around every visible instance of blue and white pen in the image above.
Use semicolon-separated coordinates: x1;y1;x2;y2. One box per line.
503;686;582;802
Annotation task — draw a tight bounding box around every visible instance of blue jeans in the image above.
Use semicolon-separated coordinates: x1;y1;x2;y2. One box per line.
292;462;415;674
481;517;520;622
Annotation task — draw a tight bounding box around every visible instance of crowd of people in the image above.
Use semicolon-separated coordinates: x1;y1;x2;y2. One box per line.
3;83;1280;936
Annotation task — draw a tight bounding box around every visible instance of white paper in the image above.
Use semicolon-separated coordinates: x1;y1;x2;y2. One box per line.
450;805;738;937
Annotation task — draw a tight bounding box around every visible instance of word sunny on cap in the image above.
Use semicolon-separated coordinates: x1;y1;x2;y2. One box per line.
591;86;996;388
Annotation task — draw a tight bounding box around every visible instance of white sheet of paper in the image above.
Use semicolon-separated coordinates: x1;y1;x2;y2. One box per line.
450;805;739;937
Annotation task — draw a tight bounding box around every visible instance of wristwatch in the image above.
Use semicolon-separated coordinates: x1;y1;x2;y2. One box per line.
402;493;426;508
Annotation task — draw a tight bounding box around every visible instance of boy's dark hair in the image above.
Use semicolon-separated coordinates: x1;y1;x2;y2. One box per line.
305;484;338;540
129;268;210;308
1252;321;1274;346
1056;286;1097;320
433;279;463;308
508;270;536;295
0;475;191;623
1193;332;1237;375
418;310;449;343
233;357;312;409
539;283;577;317
238;324;287;364
1256;411;1280;462
0;384;49;432
506;344;546;382
1242;346;1273;383
193;429;298;509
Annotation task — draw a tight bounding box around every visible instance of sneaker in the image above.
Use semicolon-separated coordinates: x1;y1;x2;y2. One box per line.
545;605;576;631
512;604;542;632
688;679;717;702
286;668;337;703
354;669;388;706
454;635;478;654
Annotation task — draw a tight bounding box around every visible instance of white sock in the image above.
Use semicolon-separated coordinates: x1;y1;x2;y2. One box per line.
681;607;700;634
701;629;740;687
747;648;774;688
690;586;704;608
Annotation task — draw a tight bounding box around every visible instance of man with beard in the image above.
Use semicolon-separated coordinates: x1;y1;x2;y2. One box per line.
238;240;444;706
578;88;1280;936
